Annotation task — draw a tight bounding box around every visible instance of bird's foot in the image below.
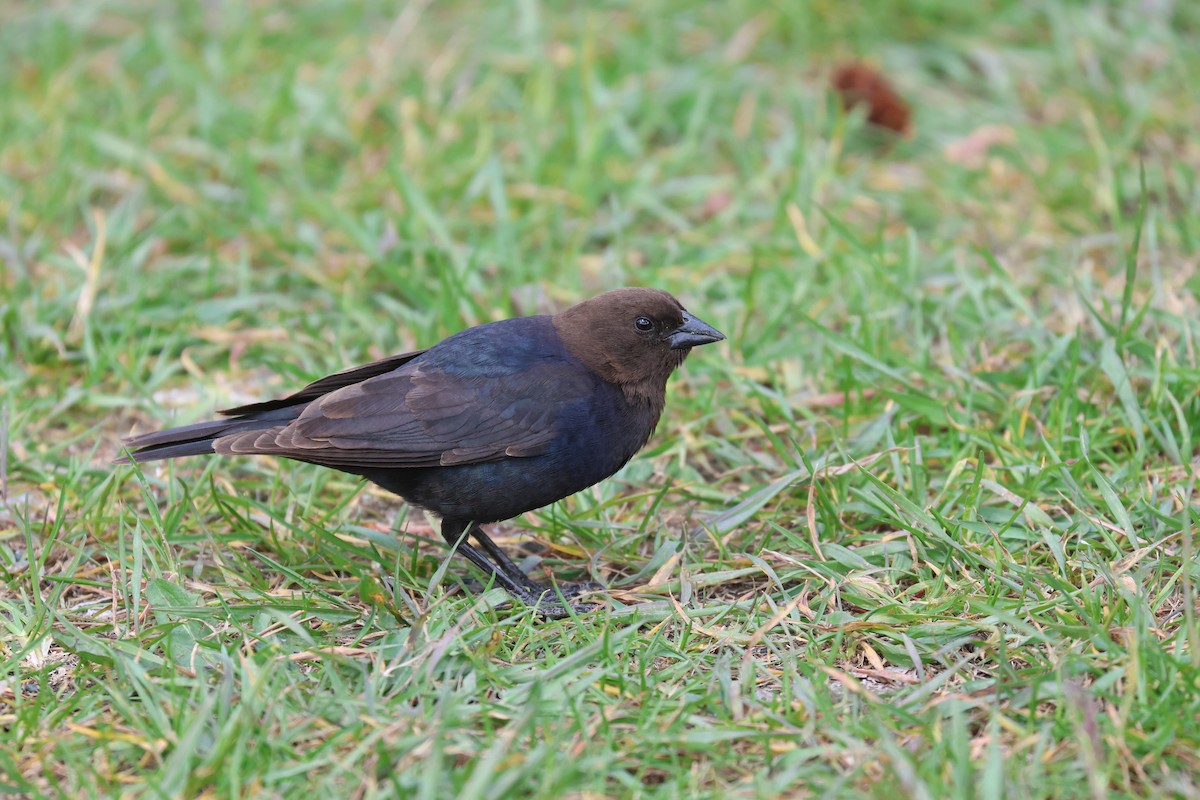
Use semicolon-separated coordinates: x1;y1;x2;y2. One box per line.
456;579;600;618
522;584;601;620
529;598;600;620
552;580;605;601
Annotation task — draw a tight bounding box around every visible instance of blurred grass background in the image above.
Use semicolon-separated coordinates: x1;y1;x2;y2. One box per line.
2;0;1199;797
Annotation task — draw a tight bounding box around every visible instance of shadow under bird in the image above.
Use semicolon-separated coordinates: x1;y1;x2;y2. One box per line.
119;287;724;618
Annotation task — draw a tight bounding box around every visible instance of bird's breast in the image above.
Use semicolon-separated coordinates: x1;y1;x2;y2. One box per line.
365;381;664;523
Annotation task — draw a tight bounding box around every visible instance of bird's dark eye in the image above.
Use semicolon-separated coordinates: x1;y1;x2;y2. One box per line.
634;316;655;332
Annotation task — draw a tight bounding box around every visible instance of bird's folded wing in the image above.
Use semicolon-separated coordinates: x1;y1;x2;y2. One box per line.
214;358;595;469
219;349;430;417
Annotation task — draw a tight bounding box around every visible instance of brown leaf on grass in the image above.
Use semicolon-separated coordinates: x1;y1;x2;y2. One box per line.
831;62;912;135
943;124;1017;169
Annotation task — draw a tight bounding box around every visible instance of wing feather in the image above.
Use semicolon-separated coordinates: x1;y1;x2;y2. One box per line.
213;351;597;469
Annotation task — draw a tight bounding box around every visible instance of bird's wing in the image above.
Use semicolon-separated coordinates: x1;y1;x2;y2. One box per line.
219;349;430;417
214;355;597;469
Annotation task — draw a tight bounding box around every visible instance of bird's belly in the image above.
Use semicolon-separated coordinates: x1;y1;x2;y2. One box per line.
385;456;618;521
356;406;655;522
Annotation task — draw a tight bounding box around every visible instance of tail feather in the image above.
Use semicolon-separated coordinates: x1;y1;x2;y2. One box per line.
119;438;221;464
117;351;428;467
117;414;293;465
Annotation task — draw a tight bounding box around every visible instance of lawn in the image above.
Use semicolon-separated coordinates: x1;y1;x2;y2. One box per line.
2;0;1199;797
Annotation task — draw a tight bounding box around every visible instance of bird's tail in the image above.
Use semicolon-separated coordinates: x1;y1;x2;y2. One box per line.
116;419;254;464
116;350;429;466
115;408;298;465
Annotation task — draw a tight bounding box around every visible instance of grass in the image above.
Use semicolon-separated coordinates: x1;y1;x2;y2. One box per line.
2;0;1199;796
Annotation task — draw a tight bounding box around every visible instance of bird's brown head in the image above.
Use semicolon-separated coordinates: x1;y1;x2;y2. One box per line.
553;288;724;402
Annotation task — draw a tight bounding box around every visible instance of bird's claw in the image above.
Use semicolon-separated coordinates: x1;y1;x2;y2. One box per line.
530;598;600;620
457;576;602;619
521;584;602;619
553;580;605;601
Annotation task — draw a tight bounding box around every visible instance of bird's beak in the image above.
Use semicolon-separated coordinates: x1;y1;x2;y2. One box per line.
666;312;726;350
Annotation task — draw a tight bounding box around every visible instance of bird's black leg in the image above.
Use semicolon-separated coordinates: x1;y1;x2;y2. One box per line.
440;518;535;597
468;525;548;593
439;519;584;619
470;524;604;602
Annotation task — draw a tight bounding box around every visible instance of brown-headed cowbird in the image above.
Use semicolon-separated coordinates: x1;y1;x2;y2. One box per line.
119;288;724;617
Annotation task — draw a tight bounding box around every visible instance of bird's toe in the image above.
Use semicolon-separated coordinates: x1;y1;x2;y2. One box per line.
555;580;605;601
532;599;600;620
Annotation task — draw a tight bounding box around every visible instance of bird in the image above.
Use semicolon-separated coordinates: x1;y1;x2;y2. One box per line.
118;288;725;618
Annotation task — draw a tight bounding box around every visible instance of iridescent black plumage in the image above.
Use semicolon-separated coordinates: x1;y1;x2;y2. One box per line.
120;288;724;617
